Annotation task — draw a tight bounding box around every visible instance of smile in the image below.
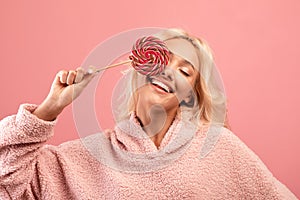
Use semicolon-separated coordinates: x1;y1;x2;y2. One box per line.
148;77;174;93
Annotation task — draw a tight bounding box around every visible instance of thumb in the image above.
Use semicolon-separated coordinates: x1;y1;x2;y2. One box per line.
76;66;98;88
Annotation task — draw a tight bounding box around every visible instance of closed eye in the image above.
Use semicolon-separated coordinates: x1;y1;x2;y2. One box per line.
179;69;190;77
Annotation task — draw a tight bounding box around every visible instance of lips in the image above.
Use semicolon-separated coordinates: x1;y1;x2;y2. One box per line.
147;76;174;93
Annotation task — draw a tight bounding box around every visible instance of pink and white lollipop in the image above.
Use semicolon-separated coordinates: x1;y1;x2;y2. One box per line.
93;36;170;76
129;36;170;76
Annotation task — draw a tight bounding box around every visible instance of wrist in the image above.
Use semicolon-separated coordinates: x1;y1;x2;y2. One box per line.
33;99;63;121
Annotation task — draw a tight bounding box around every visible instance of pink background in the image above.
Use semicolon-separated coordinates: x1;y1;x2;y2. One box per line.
1;1;299;197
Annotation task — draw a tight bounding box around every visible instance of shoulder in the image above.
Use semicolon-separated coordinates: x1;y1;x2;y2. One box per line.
217;127;245;146
197;126;244;154
198;125;265;168
211;126;254;155
211;127;263;164
218;128;263;163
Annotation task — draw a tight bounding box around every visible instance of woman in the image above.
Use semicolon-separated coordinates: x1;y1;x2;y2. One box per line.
0;29;297;199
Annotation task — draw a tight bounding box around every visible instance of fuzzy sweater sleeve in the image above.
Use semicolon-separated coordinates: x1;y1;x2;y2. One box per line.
0;104;56;199
224;129;298;199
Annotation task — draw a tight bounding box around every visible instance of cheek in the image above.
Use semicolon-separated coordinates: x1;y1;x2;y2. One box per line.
176;77;194;98
135;85;150;98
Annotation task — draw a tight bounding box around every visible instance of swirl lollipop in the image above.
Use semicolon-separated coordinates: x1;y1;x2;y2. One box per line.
129;36;170;76
91;36;170;76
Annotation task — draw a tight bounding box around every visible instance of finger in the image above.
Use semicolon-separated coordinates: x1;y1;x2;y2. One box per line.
66;70;76;85
58;70;68;84
74;67;84;83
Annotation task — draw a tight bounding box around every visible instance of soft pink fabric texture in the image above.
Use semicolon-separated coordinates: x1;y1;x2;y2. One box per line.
0;104;297;199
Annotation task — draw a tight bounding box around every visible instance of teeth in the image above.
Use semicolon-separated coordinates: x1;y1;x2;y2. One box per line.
151;80;171;93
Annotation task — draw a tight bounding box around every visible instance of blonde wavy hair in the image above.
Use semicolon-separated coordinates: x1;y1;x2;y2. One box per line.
113;28;228;128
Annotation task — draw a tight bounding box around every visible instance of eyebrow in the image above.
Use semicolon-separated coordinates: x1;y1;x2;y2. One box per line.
170;52;195;70
179;59;195;71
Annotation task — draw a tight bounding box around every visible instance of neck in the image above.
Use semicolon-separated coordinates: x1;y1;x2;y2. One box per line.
136;105;177;148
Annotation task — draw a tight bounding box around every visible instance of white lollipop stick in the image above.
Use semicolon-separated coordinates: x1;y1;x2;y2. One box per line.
87;60;132;74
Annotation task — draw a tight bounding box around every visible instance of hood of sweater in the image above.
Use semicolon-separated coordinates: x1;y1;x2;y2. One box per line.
82;112;198;173
112;112;183;153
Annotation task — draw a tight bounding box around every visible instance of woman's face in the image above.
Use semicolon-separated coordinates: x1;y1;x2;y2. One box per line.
134;53;199;113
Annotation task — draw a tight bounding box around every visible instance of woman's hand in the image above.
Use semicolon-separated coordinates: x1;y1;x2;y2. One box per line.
33;66;97;121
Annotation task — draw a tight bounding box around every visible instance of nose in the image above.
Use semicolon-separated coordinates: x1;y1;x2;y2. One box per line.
160;66;174;82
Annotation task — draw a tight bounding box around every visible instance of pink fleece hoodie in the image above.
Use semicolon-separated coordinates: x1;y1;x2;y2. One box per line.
0;104;297;199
